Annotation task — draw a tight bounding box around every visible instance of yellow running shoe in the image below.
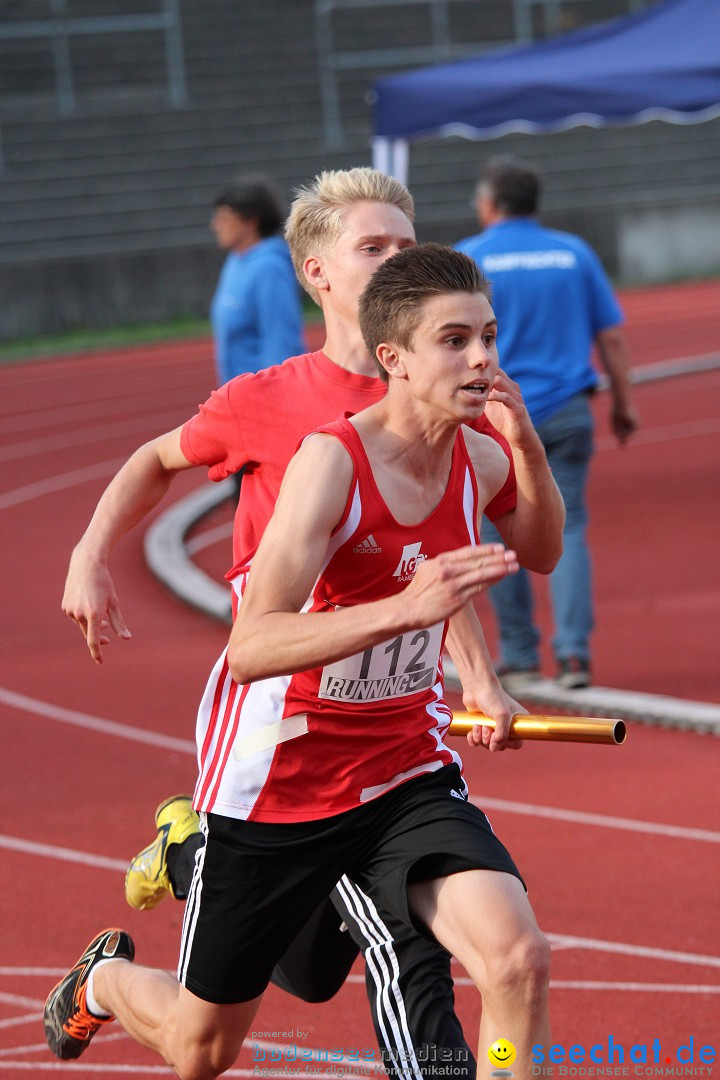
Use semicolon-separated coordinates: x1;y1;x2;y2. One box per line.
124;795;200;910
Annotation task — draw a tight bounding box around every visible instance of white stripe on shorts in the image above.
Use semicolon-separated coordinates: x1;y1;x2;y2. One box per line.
177;813;208;986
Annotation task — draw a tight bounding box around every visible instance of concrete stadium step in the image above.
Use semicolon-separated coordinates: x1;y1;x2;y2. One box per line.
1;94;321;152
0;121;324;181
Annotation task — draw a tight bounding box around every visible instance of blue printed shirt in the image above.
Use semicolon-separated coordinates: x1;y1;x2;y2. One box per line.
211;235;307;384
456;219;623;425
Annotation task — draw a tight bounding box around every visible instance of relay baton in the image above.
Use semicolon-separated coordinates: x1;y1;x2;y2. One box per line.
449;712;626;745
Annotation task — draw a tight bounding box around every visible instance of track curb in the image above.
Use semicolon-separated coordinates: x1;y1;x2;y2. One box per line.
144;477;234;626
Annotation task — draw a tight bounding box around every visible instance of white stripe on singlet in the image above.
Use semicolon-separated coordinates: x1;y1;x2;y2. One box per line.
335;876;423;1080
461;463;478;545
316;478;362;579
359;760;444;803
232;711;308;760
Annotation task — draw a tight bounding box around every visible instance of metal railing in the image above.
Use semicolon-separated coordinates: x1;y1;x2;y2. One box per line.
315;0;651;146
0;0;188;170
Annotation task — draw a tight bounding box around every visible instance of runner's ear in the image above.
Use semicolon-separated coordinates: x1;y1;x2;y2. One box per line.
303;255;328;294
376;342;406;380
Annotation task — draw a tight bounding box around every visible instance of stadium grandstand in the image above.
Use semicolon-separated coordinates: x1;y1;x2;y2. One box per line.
1;0;719;341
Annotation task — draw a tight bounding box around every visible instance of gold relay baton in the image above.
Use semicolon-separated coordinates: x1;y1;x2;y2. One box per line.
449;712;627;745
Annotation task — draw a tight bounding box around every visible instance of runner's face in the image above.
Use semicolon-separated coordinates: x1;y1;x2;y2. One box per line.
393;291;499;421
319;201;416;315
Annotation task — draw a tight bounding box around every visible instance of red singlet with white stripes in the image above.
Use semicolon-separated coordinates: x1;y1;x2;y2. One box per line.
193;418;483;823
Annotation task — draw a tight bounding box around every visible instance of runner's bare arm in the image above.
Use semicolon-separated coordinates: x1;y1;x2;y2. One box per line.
483;369;565;573
228;435;519;685
445;603;524;752
442;423;534;749
62;426;194;664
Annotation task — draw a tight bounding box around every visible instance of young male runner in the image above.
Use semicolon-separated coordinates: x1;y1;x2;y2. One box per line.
56;169;563;1075
47;244;552;1080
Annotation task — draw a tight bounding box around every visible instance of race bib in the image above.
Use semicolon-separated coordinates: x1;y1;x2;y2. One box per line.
318;623;443;704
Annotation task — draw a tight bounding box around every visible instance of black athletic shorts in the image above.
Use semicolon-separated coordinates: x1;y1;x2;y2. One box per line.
177;763;522;1004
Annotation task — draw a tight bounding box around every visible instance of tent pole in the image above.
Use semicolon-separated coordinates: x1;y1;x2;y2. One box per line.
372;137;409;183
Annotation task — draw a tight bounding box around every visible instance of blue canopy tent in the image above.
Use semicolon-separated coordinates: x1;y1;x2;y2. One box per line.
371;0;720;180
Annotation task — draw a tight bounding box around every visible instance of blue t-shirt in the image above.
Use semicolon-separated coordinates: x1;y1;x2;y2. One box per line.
456;219;623;425
211;235;307;384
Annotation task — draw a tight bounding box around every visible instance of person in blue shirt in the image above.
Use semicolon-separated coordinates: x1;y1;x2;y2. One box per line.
210;174;307;384
457;157;639;689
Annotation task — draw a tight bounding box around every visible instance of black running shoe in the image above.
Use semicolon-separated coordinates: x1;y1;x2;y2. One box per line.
44;928;135;1060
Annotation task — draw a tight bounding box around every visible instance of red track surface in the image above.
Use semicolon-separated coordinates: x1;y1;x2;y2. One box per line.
1;280;719;1076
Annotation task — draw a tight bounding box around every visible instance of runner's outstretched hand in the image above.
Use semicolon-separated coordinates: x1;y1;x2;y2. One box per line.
402;543;518;628
62;547;131;664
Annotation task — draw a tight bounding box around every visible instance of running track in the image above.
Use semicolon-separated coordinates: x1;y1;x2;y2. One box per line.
0;280;718;1076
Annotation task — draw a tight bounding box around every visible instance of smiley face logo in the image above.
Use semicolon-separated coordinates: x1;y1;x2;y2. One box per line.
488;1039;517;1069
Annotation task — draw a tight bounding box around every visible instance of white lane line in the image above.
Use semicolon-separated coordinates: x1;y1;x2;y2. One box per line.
0;412;189;463
0;1024;165;1057
474;796;720;843
596;416;720;452
545;933;720;968
0;1061;170;1073
0;687;195;755
2;986;716;1040
0;353;206;395
451;977;720;992
3;930;719;978
0;1013;42;1031
0;992;44;1010
593;352;720;392
0;834;127;872
0;970;65;978
627;352;720;382
345;972;720;991
0;384;205;438
0;459;128;511
0;1030;368;1078
0;1017;365;1070
548;981;720;992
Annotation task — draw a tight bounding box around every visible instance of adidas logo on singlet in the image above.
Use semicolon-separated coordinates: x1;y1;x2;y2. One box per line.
353;534;383;554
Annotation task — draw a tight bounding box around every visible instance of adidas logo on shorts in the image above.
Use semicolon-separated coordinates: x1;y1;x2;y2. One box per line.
353;534;382;554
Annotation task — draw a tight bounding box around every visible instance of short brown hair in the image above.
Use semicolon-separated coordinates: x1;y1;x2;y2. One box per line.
285;167;414;305
359;243;491;381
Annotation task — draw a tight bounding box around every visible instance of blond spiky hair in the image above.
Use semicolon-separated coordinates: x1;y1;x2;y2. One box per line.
284;167;415;305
